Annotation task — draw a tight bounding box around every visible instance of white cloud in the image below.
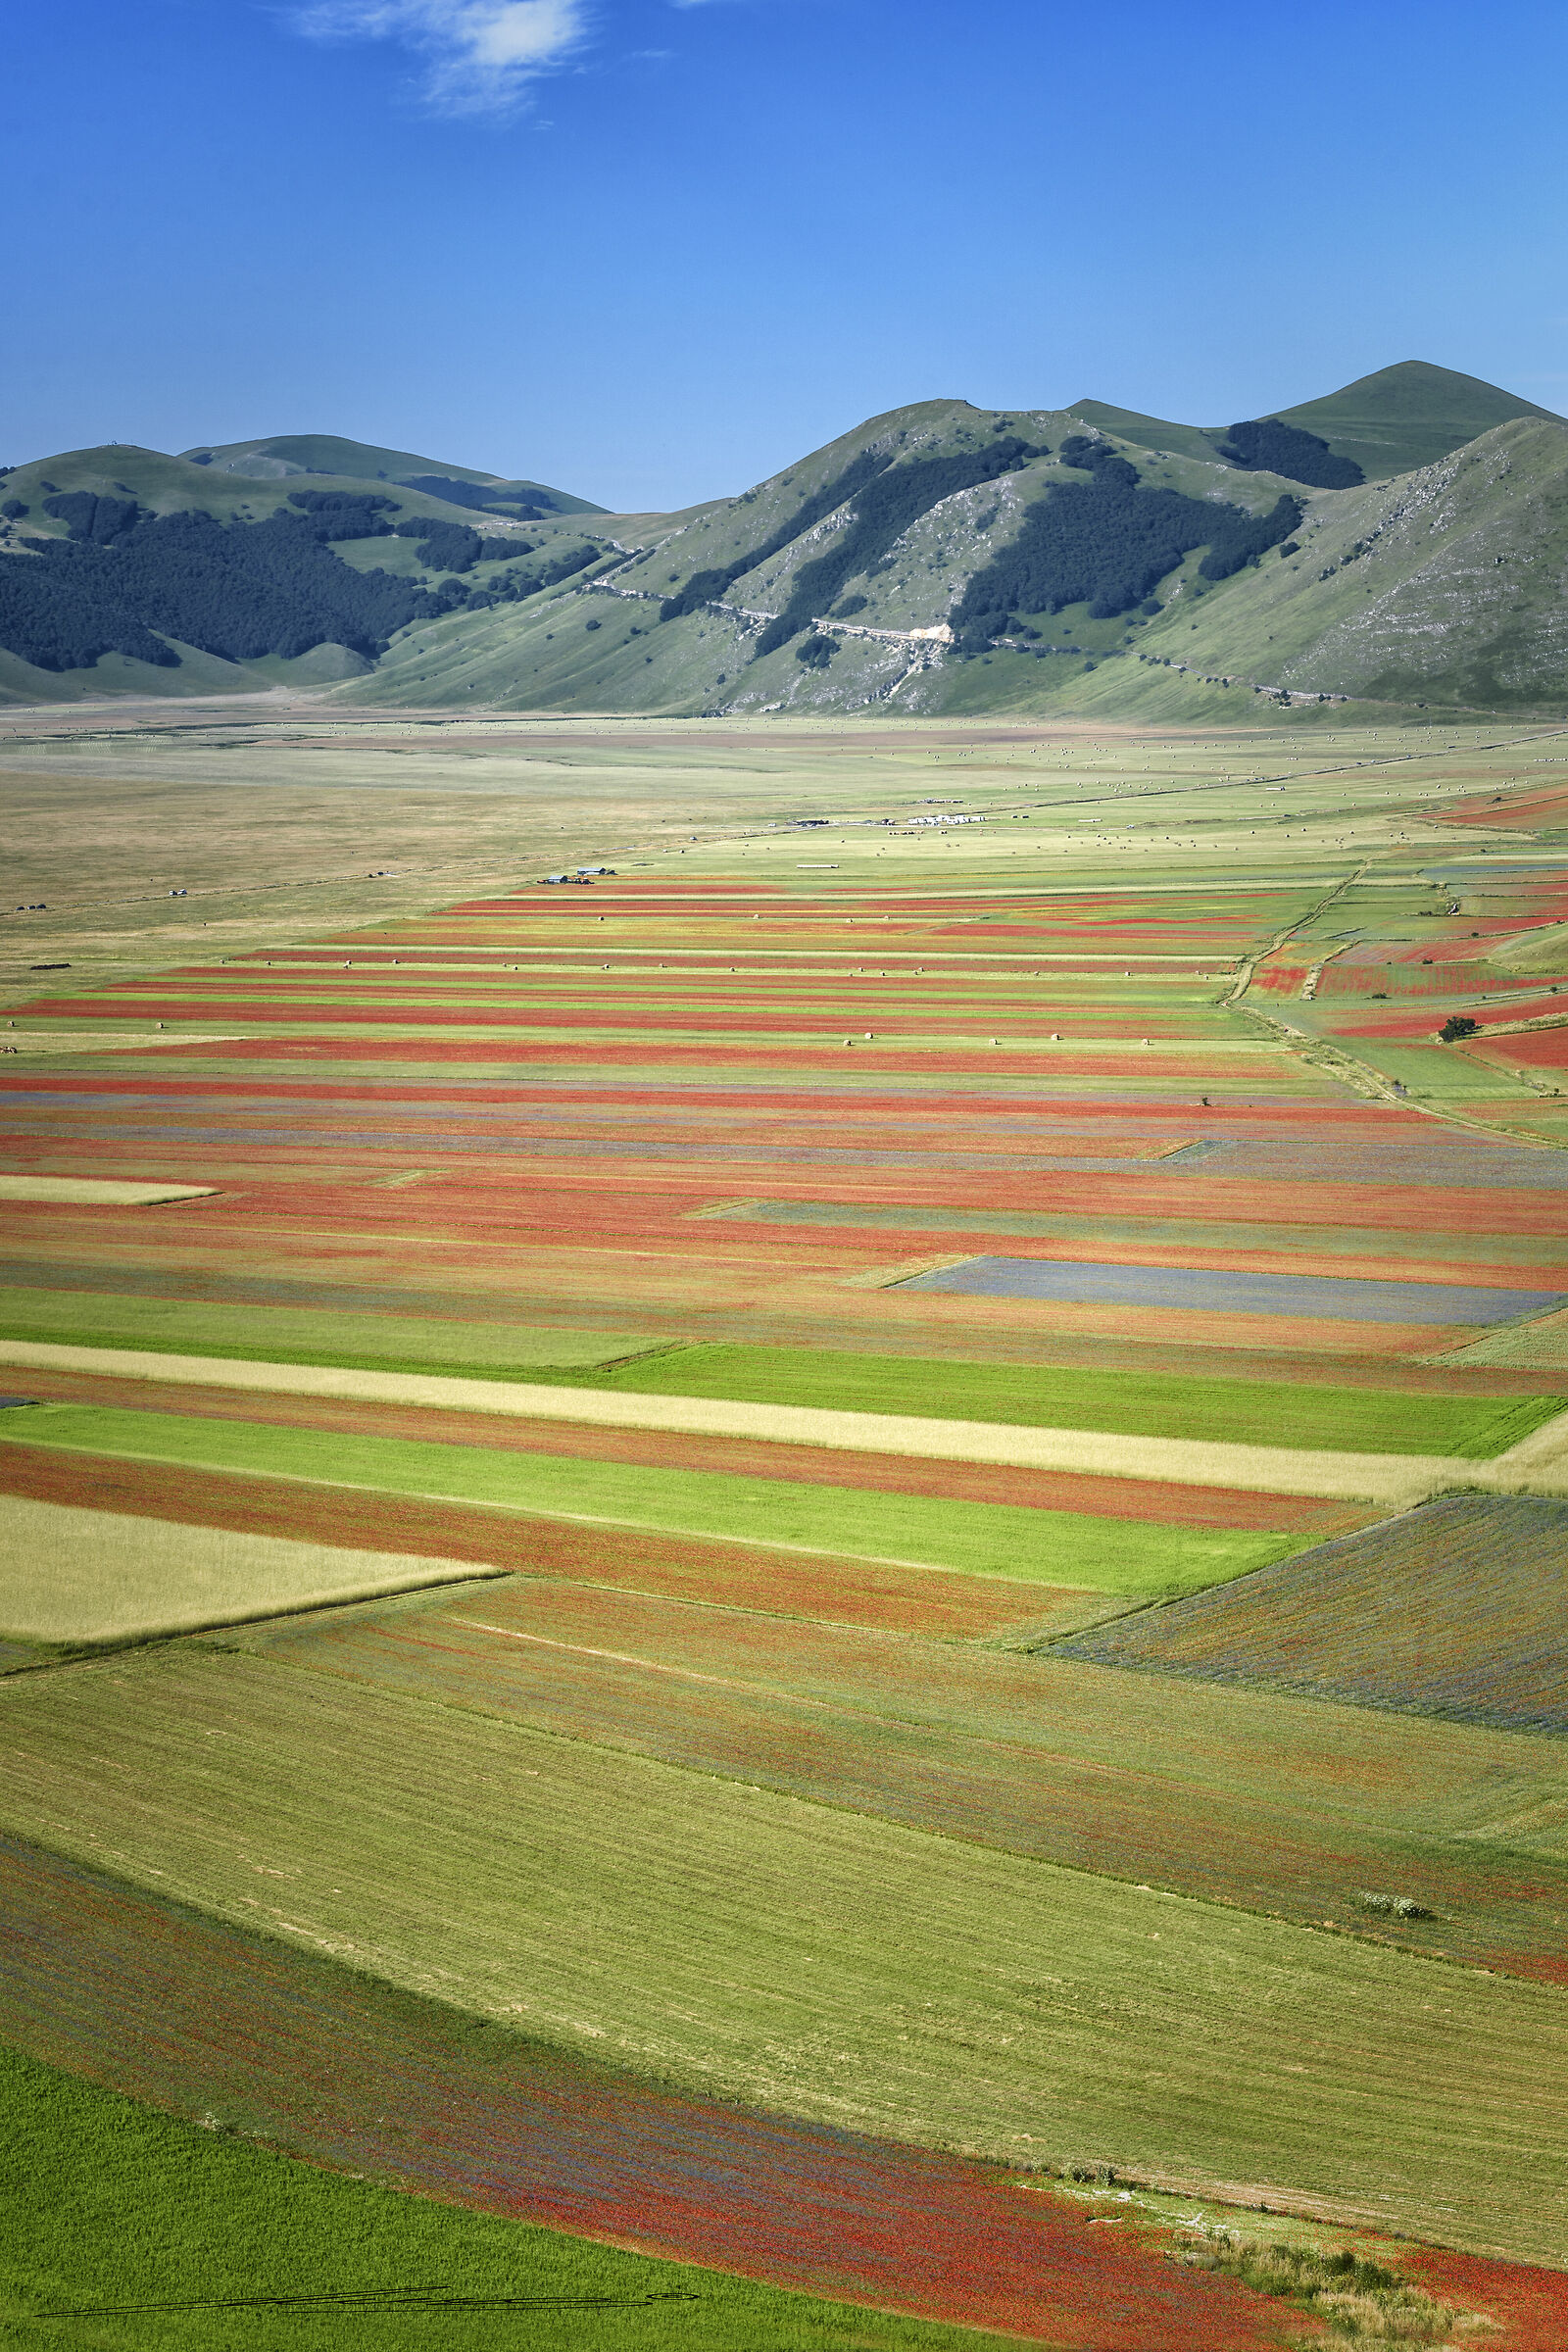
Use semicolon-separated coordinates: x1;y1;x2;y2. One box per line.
295;0;590;113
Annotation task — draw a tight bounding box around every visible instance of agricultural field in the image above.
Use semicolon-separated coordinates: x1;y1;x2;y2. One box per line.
3;706;1568;2344
1060;1494;1568;1733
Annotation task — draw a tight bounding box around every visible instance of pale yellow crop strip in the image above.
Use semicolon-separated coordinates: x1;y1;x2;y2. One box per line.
0;1494;506;1644
6;1337;1566;1504
0;1177;219;1205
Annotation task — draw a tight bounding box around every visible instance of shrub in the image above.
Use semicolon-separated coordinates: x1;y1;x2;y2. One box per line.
832;594;868;617
795;632;837;668
1354;1890;1437;1920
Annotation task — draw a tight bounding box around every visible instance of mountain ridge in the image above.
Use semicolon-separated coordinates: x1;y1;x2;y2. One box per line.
177;433;607;516
1073;361;1562;486
3;363;1562;720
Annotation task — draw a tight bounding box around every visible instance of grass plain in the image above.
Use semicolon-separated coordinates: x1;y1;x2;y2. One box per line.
5;707;1568;2337
574;1341;1564;1457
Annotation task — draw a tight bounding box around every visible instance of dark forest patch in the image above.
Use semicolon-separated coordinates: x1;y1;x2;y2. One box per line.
0;511;432;670
1215;418;1364;489
951;464;1299;648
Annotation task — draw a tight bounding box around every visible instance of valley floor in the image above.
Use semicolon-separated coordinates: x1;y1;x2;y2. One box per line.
2;708;1568;2347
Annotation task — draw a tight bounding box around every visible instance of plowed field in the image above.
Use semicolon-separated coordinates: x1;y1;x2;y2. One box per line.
1058;1494;1568;1734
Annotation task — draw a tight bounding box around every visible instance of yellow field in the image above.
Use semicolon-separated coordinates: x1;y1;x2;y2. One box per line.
0;1495;501;1643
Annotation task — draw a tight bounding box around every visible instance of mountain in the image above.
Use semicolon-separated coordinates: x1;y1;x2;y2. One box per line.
1075;362;1561;485
332;393;1568;724
2;368;1563;719
178;434;606;517
0;442;613;703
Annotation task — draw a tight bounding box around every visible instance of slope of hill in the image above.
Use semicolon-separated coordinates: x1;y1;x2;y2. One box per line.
1273;363;1562;482
1075;363;1561;486
4;369;1563;718
179;433;607;516
1136;413;1568;712
0;444;612;703
328;399;1298;715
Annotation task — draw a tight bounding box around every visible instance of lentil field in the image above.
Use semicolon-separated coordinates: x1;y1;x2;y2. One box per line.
3;708;1568;2344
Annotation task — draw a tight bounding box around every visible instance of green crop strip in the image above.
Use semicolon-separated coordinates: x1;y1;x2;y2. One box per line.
0;1407;1298;1596
5;1650;1567;2269
0;2046;987;2351
8;1304;1557;1456
571;1345;1563;1460
0;1290;670;1381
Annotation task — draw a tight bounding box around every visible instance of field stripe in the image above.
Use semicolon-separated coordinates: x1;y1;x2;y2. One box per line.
0;1838;1303;2347
0;1444;1067;1638
0;1492;506;1645
5;1647;1568;2268
0;1338;1494;1502
0;1410;1295;1596
0;1382;1366;1531
0;1177;220;1205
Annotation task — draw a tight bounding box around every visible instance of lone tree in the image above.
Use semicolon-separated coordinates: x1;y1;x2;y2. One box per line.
1438;1014;1479;1042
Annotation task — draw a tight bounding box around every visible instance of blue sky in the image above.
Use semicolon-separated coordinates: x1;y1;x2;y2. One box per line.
6;0;1565;511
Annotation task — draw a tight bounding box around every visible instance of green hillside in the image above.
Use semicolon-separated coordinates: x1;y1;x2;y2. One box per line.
179;433;606;515
1066;401;1220;464
0;443;612;702
1274;362;1563;481
323;399;1314;718
1134;412;1568;713
1076;363;1561;485
5;367;1564;717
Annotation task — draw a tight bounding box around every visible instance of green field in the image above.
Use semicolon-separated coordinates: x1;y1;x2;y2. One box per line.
3;1648;1565;2267
0;1290;667;1379
9;1304;1555;1455
4;705;1568;2307
572;1344;1562;1460
0;1408;1297;1596
0;2044;984;2352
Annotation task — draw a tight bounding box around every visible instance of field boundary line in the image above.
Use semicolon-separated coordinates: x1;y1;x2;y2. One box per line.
0;1341;1484;1504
